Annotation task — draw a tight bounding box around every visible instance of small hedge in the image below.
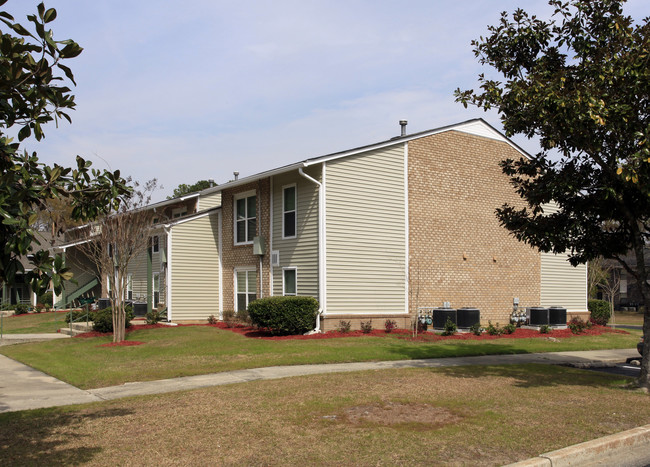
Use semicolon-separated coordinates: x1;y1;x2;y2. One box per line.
588;299;611;326
92;307;134;333
247;296;319;335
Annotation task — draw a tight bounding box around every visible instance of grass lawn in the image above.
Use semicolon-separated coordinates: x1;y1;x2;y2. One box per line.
0;364;647;466
0;311;67;334
0;325;641;389
611;310;645;326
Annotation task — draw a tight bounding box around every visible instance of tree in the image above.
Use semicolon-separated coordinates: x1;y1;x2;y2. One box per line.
455;0;650;389
587;257;609;299
167;179;214;199
0;1;130;297
75;179;158;343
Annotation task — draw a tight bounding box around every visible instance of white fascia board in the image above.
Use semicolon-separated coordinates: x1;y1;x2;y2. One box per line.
164;208;220;228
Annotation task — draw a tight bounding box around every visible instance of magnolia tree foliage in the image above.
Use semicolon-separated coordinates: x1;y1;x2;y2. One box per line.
456;0;650;389
167;179;214;199
0;1;129;296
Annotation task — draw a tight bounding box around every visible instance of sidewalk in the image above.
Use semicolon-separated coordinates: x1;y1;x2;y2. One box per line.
0;333;70;346
0;348;638;412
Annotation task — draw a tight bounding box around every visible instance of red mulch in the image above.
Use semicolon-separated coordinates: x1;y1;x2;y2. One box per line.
73;321;627;342
99;341;145;347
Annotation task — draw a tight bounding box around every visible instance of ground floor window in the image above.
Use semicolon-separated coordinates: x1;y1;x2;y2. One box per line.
283;267;297;296
126;274;133;300
235;269;257;311
153;272;160;305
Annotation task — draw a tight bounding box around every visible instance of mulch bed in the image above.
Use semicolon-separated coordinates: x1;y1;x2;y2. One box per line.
73;322;627;342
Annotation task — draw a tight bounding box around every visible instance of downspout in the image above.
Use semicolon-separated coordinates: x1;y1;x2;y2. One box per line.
298;166;324;333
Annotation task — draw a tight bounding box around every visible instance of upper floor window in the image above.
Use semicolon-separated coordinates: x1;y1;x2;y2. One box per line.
283;185;296;238
172;207;187;218
235;192;256;244
151;235;159;253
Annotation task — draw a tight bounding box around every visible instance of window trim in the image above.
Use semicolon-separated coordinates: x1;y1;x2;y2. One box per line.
126;273;133;300
282;267;297;296
234;267;257;311
151;235;159;254
172;207;187;219
233;190;257;245
153;272;160;306
282;184;297;239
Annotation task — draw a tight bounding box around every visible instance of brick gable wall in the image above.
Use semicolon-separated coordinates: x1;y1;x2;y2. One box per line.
408;131;540;324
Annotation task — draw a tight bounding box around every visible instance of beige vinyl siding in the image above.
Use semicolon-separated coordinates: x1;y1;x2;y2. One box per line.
325;144;406;315
199;191;222;209
540;203;587;311
127;232;165;304
170;212;220;320
271;167;320;299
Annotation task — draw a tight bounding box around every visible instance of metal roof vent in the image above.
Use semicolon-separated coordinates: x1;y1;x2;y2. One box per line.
233;171;239;181
399;120;408;136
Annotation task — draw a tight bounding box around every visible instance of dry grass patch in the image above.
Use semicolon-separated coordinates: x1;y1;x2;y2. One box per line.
611;310;644;326
1;364;648;466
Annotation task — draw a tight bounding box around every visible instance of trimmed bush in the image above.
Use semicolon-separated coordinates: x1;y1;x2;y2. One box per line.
588;299;611;325
441;317;457;336
360;320;373;334
337;320;351;333
145;310;162;325
248;296;319;335
384;319;397;333
13;304;29;315
38;291;53;307
222;310;236;328
92;307;134;333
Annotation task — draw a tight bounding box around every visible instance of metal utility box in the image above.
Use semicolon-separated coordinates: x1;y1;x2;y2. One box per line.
457;308;480;328
433;308;457;328
528;307;549;325
548;306;567;326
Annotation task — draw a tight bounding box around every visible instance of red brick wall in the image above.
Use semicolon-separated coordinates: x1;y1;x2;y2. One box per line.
221;179;271;311
408;131;540;324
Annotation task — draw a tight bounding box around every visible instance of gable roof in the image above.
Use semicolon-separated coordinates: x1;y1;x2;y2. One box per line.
198;118;530;196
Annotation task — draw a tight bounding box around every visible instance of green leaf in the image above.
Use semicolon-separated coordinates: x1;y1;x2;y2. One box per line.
11;23;31;36
43;8;57;23
18;125;31;141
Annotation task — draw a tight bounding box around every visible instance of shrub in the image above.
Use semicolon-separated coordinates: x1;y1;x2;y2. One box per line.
247;296;319;335
145;310;162;325
92;308;133;333
35;303;45;313
568;316;589;334
337;320;352;333
588;299;611;326
236;308;252;325
14;304;29;315
384;319;397;333
486;321;502;336
469;322;483;336
38;291;53;307
441;317;457;336
207;314;218;325
360;320;373;334
65;310;89;323
502;323;516;335
539;324;551;334
222;310;236;328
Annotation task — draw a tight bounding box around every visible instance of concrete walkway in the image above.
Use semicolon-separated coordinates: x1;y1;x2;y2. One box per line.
0;333;70;346
0;348;638;413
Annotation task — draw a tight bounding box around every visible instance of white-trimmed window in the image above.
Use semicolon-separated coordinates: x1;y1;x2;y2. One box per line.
282;184;296;238
235;268;257;311
151;235;159;254
153;272;160;306
234;192;256;244
126;274;133;300
172;207;187;218
283;267;297;296
106;274;112;297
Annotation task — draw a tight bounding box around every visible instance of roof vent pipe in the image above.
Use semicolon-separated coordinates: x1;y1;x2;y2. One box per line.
208;178;215;187
399;120;408;136
233;171;239;181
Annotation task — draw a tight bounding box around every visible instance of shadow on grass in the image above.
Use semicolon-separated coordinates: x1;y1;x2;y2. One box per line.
0;407;134;465
430;363;633;389
384;340;534;361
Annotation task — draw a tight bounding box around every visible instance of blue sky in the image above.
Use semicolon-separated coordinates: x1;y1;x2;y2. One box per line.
9;0;650;201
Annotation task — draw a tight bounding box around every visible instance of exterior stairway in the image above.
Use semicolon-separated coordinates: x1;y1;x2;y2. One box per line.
59;322;94;336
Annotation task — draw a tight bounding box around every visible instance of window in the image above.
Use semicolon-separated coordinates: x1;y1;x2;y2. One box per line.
235;269;257;311
235;193;256;244
153;272;160;305
106;274;112;296
283;268;297;296
151;236;159;253
126;274;133;300
283;185;296;238
172;207;187;218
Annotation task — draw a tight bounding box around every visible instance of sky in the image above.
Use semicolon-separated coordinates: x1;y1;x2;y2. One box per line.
7;0;650;201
